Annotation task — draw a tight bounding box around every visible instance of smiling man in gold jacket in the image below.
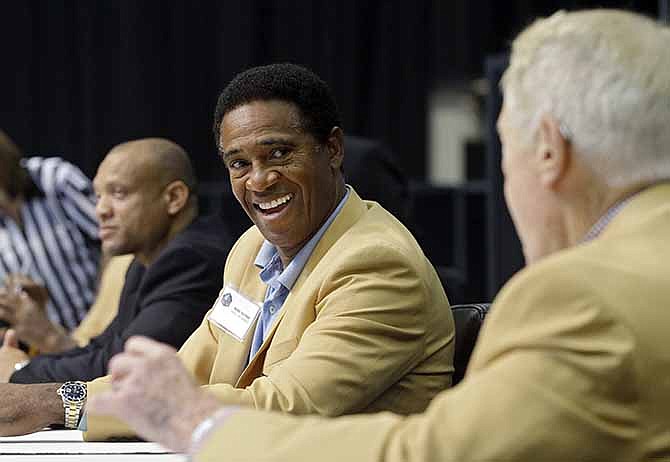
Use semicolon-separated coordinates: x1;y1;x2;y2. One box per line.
86;9;670;461
82;64;453;441
0;64;454;440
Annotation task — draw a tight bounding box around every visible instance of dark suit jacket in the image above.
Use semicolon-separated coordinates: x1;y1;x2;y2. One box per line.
10;215;232;383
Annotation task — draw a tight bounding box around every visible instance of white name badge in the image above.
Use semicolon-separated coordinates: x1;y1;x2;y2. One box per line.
208;286;261;342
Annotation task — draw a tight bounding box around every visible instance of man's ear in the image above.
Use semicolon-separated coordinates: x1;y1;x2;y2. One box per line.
324;127;344;172
164;180;190;216
535;114;571;189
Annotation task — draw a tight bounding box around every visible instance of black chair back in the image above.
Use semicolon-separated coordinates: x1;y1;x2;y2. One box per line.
451;303;490;385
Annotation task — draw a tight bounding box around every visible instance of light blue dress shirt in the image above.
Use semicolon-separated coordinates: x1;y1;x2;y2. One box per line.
247;187;350;364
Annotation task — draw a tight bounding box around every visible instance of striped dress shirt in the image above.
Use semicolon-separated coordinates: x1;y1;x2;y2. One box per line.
0;157;100;330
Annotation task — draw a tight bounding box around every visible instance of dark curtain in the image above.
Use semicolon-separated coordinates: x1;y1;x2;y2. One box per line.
431;0;659;80
1;0;432;182
1;0;659;182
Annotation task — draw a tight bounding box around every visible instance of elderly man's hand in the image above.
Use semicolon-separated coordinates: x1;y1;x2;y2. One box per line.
0;276;75;353
0;382;64;436
0;330;29;382
88;336;222;452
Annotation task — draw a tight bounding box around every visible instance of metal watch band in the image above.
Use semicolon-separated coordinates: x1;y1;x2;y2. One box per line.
64;403;81;429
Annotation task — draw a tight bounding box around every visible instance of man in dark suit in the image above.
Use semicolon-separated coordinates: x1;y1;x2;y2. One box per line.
0;138;232;384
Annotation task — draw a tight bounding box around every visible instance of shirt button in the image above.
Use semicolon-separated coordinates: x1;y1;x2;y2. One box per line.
269;304;276;314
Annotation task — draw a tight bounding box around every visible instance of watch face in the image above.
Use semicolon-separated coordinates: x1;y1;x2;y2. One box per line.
60;382;87;403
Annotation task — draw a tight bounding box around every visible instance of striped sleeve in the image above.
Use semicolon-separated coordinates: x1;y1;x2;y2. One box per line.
44;158;99;241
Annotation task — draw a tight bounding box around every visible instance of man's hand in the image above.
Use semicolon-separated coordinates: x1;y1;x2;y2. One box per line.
0;330;29;383
0;276;75;353
88;336;222;452
0;382;64;436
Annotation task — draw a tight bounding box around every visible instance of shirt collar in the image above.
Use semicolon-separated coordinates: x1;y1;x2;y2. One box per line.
254;186;351;290
581;190;641;243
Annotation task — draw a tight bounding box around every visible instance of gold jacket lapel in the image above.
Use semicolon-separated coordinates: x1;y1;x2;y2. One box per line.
212;261;266;385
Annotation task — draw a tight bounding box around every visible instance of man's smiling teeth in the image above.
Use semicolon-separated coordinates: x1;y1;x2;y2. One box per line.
257;194;293;210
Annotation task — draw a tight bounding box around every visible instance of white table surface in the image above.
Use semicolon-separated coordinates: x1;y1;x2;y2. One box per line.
0;430;187;461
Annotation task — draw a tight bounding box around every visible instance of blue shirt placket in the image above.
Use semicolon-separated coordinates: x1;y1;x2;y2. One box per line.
246;187;351;365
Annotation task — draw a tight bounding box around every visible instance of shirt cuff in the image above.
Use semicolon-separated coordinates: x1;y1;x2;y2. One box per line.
189;406;239;457
78;410;88;431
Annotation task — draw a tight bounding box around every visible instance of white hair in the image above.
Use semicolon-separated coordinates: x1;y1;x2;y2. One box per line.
502;9;670;187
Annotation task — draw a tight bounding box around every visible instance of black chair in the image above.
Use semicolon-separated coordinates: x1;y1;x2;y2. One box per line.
342;135;408;222
451;303;490;385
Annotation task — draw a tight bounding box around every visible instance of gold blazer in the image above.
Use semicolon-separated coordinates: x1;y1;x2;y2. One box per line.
85;188;454;441
196;184;670;461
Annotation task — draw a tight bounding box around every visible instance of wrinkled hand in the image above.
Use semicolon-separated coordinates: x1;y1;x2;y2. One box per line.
88;336;222;452
0;382;64;436
0;330;29;383
0;276;73;353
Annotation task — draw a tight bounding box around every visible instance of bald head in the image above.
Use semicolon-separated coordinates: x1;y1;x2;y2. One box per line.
94;138;199;265
107;138;198;195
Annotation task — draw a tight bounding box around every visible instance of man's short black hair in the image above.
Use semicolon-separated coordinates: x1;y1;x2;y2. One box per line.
213;63;341;146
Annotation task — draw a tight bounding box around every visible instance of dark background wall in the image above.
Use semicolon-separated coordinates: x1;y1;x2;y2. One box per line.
432;0;659;81
1;0;659;182
2;1;434;180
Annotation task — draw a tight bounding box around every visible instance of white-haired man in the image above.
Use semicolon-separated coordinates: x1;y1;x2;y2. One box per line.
87;9;670;461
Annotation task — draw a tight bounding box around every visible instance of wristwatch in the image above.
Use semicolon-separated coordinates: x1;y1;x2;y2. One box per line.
56;381;87;429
